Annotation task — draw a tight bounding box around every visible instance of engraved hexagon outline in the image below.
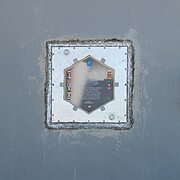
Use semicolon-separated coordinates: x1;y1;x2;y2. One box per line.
63;55;115;114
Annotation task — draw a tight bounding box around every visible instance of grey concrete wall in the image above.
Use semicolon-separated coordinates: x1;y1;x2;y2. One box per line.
0;0;180;179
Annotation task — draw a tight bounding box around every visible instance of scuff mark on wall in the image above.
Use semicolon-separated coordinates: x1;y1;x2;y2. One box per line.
124;29;151;143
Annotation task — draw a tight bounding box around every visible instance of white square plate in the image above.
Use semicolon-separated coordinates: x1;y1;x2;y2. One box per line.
45;40;134;130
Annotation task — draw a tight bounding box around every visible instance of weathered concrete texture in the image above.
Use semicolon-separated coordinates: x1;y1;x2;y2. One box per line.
0;0;180;180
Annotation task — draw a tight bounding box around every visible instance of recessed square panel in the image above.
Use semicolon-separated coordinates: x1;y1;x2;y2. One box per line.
45;40;134;129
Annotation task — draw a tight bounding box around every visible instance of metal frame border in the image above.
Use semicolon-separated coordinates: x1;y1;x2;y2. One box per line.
44;39;135;130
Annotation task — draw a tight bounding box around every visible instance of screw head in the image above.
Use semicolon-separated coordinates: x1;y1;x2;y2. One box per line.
109;114;115;120
64;49;70;55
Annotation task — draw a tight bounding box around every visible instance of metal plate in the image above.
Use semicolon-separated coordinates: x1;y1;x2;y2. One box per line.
64;55;115;114
45;40;134;129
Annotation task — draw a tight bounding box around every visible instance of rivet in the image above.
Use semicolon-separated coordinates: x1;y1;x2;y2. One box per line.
109;114;115;120
64;49;70;55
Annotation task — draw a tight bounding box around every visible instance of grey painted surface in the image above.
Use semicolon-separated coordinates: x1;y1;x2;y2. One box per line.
0;0;180;180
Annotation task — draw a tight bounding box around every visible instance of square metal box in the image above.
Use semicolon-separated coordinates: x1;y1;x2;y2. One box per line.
45;39;134;129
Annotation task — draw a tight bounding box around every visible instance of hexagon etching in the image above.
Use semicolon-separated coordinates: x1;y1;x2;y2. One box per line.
64;55;115;114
